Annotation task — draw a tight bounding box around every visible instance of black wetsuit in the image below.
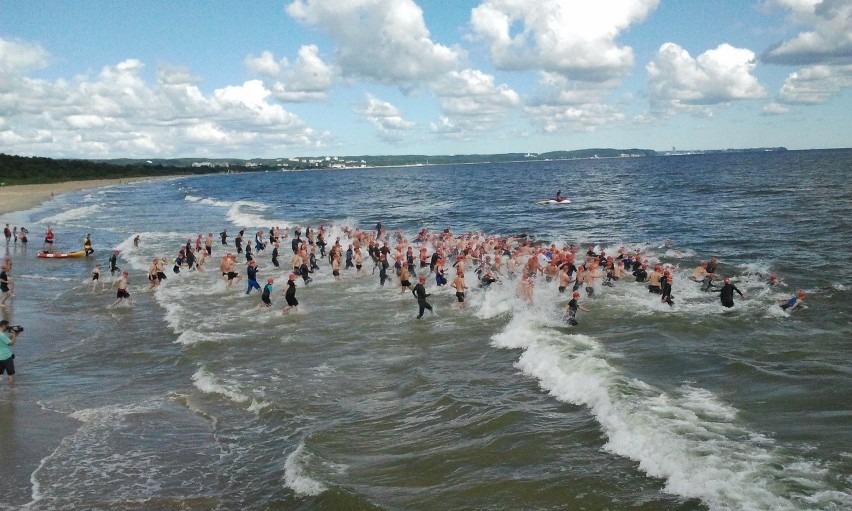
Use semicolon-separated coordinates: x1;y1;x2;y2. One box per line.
284;279;298;306
235;234;243;254
108;254;119;275
633;268;648;282
718;283;743;308
291;237;301;254
661;276;674;306
220;231;228;245
412;282;433;318
379;259;389;286
566;298;579;326
271;247;280;267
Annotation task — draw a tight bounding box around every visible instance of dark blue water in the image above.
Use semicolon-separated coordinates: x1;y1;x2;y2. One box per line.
1;150;849;510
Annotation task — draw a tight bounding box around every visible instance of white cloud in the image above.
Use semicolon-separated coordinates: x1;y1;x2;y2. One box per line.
428;69;520;137
245;45;334;102
470;0;659;81
762;0;852;65
647;43;767;115
778;63;852;103
0;37;50;74
356;94;415;142
762;102;790;114
0;36;329;158
522;71;626;132
286;0;458;84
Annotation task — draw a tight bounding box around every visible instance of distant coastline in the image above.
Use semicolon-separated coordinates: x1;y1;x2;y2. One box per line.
1;147;794;188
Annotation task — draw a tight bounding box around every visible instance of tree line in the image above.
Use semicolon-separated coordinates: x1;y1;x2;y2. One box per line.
0;153;221;185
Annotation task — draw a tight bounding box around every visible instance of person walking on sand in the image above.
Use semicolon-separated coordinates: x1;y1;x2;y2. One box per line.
111;271;132;307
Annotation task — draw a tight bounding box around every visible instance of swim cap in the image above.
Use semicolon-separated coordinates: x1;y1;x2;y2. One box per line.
572;291;580;297
267;278;274;284
289;273;296;280
798;291;805;298
419;275;426;281
723;277;730;283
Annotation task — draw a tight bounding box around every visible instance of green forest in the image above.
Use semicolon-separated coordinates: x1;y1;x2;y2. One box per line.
0;153;220;185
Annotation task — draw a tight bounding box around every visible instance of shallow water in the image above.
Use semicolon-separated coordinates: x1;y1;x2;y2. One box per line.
1;149;850;510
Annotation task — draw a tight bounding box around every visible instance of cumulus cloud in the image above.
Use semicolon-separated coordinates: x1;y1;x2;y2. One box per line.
286;0;458;84
245;45;334;102
762;0;852;65
778;63;852;103
470;0;659;81
428;69;520;137
647;42;767;115
0;36;328;158
0;37;50;74
356;94;415;142
521;71;626;132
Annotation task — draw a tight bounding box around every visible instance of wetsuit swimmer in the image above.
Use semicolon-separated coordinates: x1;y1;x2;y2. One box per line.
718;278;743;308
564;291;589;326
245;261;260;294
378;254;389;286
220;230;228;245
281;274;298;313
235;230;244;254
271;243;280;268
260;278;273;307
412;275;433;318
660;272;674;307
109;251;120;276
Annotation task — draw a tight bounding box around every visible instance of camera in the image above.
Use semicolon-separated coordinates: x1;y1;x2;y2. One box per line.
4;325;23;334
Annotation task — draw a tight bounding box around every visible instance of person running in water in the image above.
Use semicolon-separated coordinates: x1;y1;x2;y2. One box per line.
257;278;274;309
412;275;433;318
564;291;590;326
281;273;299;313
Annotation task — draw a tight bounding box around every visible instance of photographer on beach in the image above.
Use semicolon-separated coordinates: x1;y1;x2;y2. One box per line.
0;320;23;385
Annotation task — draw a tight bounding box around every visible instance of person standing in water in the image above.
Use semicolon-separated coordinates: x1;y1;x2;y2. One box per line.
718;277;744;308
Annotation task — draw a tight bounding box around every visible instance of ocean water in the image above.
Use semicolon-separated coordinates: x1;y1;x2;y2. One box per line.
0;149;850;511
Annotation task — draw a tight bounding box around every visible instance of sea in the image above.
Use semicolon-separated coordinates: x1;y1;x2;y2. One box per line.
0;149;850;511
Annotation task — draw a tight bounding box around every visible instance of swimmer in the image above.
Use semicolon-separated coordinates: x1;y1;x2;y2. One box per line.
450;270;467;308
111;271;132;307
281;273;298;313
91;263;102;292
564;291;590;326
257;278;273;309
718;277;744;308
245;260;261;294
412;275;433;318
779;291;805;311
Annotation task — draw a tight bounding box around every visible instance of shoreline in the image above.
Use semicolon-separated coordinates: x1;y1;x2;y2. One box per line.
0;176;171;216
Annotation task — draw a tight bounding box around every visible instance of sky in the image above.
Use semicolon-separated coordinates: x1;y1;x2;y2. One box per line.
0;0;850;159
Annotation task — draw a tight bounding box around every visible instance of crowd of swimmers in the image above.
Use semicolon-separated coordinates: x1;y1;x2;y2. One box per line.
32;220;808;323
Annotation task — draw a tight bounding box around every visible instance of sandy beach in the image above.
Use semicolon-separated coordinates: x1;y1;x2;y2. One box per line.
0;177;167;215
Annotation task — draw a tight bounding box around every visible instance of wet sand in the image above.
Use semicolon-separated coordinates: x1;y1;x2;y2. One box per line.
0;177;169;215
